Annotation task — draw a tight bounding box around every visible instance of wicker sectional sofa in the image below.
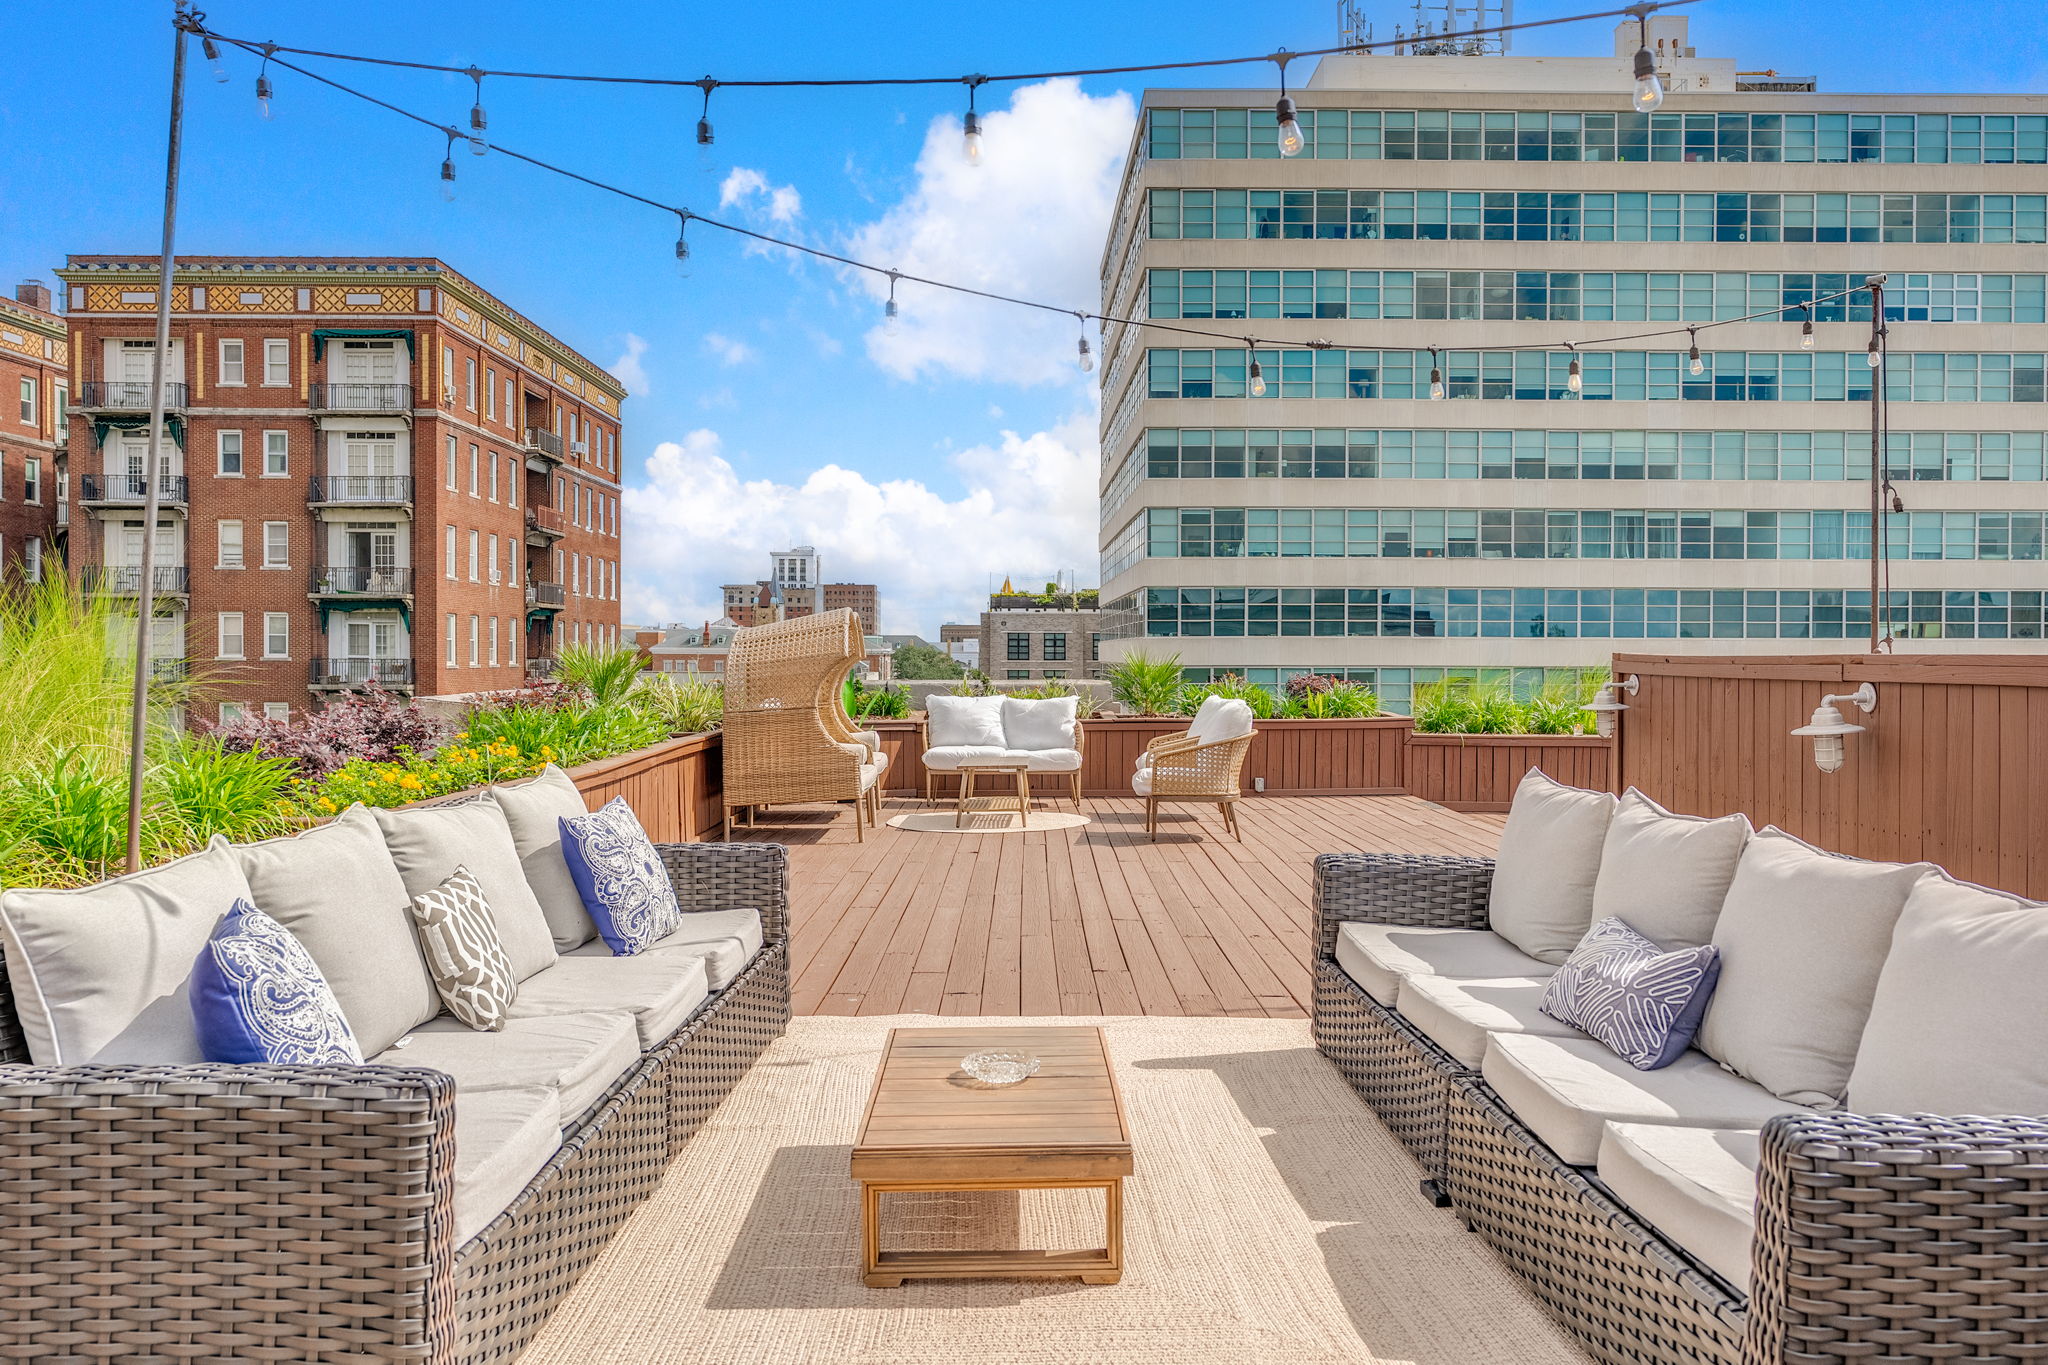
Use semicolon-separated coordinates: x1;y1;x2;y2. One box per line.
1314;798;2048;1365
0;771;790;1365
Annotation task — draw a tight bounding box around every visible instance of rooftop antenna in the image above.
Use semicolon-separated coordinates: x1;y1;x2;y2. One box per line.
1400;0;1513;56
1337;0;1374;50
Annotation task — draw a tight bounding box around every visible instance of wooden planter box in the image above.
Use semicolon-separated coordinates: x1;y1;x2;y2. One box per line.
1404;732;1616;812
420;731;727;840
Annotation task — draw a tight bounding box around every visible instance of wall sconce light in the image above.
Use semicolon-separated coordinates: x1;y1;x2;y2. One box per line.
1583;674;1639;738
1790;683;1876;773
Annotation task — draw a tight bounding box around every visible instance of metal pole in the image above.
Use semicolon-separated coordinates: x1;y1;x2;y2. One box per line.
125;2;193;874
1866;278;1885;656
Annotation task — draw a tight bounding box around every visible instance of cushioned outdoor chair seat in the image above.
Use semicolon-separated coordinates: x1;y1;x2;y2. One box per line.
1481;1031;1806;1166
1597;1121;1761;1293
1394;973;1585;1067
1332;922;1554;1007
567;907;764;990
922;745;1081;773
378;1010;641;1123
507;953;709;1049
452;1084;563;1245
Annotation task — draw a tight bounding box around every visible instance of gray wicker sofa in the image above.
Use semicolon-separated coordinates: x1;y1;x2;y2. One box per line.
1314;789;2048;1365
0;769;790;1365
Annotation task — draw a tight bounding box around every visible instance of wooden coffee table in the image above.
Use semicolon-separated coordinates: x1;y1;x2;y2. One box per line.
954;760;1032;829
851;1026;1132;1287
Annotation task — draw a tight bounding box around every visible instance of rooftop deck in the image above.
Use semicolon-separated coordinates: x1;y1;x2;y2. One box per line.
731;794;1505;1019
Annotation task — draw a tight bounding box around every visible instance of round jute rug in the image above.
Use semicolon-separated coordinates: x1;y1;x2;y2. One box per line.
886;810;1092;834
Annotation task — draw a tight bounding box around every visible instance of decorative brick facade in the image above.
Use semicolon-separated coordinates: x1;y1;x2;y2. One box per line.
54;257;625;717
0;283;67;585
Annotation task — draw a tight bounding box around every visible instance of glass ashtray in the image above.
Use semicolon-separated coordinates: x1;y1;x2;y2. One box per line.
961;1049;1041;1086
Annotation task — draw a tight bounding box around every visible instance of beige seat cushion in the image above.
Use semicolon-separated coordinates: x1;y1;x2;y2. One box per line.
451;1085;563;1246
1697;828;1930;1108
379;1010;640;1122
1590;792;1751;950
490;766;597;951
1488;771;1618;966
508;953;709;1049
1332;922;1555;1007
921;744;1015;772
375;802;558;981
568;907;763;990
1481;1032;1806;1166
1848;872;2048;1115
1395;974;1585;1067
238;806;439;1056
1597;1123;1760;1293
1006;747;1083;773
0;836;252;1065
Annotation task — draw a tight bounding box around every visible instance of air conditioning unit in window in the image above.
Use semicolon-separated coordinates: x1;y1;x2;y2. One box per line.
570;441;589;456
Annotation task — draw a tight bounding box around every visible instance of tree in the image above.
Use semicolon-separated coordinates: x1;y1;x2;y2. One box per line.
890;642;964;680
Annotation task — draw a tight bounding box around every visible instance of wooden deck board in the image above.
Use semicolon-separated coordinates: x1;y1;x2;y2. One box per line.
734;794;1504;1019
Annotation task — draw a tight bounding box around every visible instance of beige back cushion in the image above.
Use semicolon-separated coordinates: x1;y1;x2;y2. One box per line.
1590;791;1752;949
1848;872;2048;1115
1697;827;1929;1108
491;765;597;950
237;805;440;1056
374;801;558;980
1487;770;1619;965
0;836;252;1065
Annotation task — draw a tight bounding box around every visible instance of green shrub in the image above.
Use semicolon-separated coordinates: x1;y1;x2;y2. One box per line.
1285;680;1380;719
465;701;665;768
152;739;298;847
555;643;644;708
1180;674;1280;719
844;678;910;720
1106;652;1186;716
632;675;724;735
1007;680;1100;718
0;748;131;884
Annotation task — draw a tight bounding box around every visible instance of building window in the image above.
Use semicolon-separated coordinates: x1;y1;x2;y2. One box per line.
488;455;498;502
442;346;454;403
1042;632;1068;661
217;429;243;476
1090;632;1102;662
53;383;66;442
219;702;246;724
22;459;39;504
1007;632;1031;661
445;435;458;489
262;339;289;386
488;615;499;666
1043;670;1067;679
444;524;457;579
488;533;501;583
446;612;458;665
485;368;497;420
469;443;479;495
218;612;245;659
468;530;479;581
262;430;288;477
469;614;480;666
506;459;518;507
218;339;245;386
262;521;288;569
263;702;290;721
1007;670;1030;680
465;358;477;411
263;612;290;659
21;537;38;582
18;378;35;424
217;520;244;569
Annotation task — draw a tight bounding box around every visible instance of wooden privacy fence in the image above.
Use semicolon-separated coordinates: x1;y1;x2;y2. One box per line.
1613;653;2048;899
1405;733;1617;812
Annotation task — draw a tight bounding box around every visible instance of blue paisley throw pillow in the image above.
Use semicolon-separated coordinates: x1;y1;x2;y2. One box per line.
559;797;682;955
1539;916;1721;1070
191;898;364;1065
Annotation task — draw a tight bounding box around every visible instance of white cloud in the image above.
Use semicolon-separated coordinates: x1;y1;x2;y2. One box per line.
846;79;1134;388
623;413;1100;636
718;166;802;224
702;332;757;367
609;334;649;395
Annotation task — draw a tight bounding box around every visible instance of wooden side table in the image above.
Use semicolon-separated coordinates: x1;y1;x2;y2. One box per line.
955;761;1031;829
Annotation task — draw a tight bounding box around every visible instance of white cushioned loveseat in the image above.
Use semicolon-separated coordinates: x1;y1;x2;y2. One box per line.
919;693;1085;805
0;766;789;1365
1314;769;2048;1365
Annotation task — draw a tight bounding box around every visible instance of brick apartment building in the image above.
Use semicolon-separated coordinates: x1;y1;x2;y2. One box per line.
0;281;67;584
54;256;625;718
721;545;880;630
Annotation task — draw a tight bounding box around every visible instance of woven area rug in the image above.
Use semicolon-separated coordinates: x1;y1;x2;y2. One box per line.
521;1015;1591;1365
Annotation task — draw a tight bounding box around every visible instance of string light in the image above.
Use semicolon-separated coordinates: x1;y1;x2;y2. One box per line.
467;67;488;155
1627;3;1664;112
202;32;230;84
1273;52;1304;158
1686;327;1703;375
1565;343;1582;394
1428;346;1445;400
1247;340;1267;397
962;76;986;166
1075;315;1095;374
439;128;459;202
695;79;716;147
673;211;691;272
1867;335;1883;367
1800;305;1815;349
255;44;275;119
884;271;901;333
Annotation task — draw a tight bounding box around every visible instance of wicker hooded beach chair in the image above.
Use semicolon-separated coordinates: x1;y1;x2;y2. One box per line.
722;609;882;839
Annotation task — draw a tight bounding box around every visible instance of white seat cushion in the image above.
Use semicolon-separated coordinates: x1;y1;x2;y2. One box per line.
1131;764;1197;797
1481;1032;1807;1166
1331;922;1553;1007
1396;974;1585;1067
568;907;764;990
1488;771;1618;966
925;694;1006;748
379;1010;640;1122
1010;747;1082;773
507;952;709;1049
451;1085;563;1245
921;744;1014;772
1001;695;1078;752
1597;1123;1760;1292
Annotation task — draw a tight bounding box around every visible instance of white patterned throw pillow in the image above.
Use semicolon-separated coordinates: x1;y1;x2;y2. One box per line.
558;797;683;956
1538;917;1722;1070
406;865;517;1030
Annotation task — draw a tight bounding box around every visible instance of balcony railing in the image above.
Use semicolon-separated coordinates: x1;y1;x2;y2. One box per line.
149;658;188;683
526;581;567;608
82;565;190;595
307;475;415;506
310;566;415;597
522;428;565;461
80;473;188;505
79;380;188;411
525;656;560;678
525;505;568;539
310;382;414;413
309;657;415;689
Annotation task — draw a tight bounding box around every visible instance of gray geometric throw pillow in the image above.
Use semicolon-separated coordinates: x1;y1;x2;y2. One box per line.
406;864;516;1031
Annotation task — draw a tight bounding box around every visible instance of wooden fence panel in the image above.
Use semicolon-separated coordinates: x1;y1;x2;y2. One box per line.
1613;652;2048;899
1405;734;1616;812
566;733;723;842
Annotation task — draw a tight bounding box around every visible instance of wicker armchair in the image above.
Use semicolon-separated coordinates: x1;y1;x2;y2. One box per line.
721;609;882;840
1132;698;1256;840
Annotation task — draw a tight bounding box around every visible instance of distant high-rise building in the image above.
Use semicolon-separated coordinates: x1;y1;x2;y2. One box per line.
723;546;879;629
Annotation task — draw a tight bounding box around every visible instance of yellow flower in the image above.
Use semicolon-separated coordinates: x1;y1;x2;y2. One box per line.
398;775;424;791
317;798;337;812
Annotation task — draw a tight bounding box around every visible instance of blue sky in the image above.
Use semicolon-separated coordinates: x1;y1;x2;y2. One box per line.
2;0;2041;636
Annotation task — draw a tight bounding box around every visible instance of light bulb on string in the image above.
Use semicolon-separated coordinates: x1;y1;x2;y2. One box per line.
884;272;902;335
255;44;276;120
1075;315;1095;374
439;129;459;203
468;68;488;155
1565;345;1582;394
1428;347;1445;400
963;77;987;166
1247;341;1266;397
1629;9;1663;113
695;79;717;174
673;212;691;275
1867;333;1883;368
1687;328;1704;376
202;34;230;84
1272;52;1303;157
1801;307;1816;350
